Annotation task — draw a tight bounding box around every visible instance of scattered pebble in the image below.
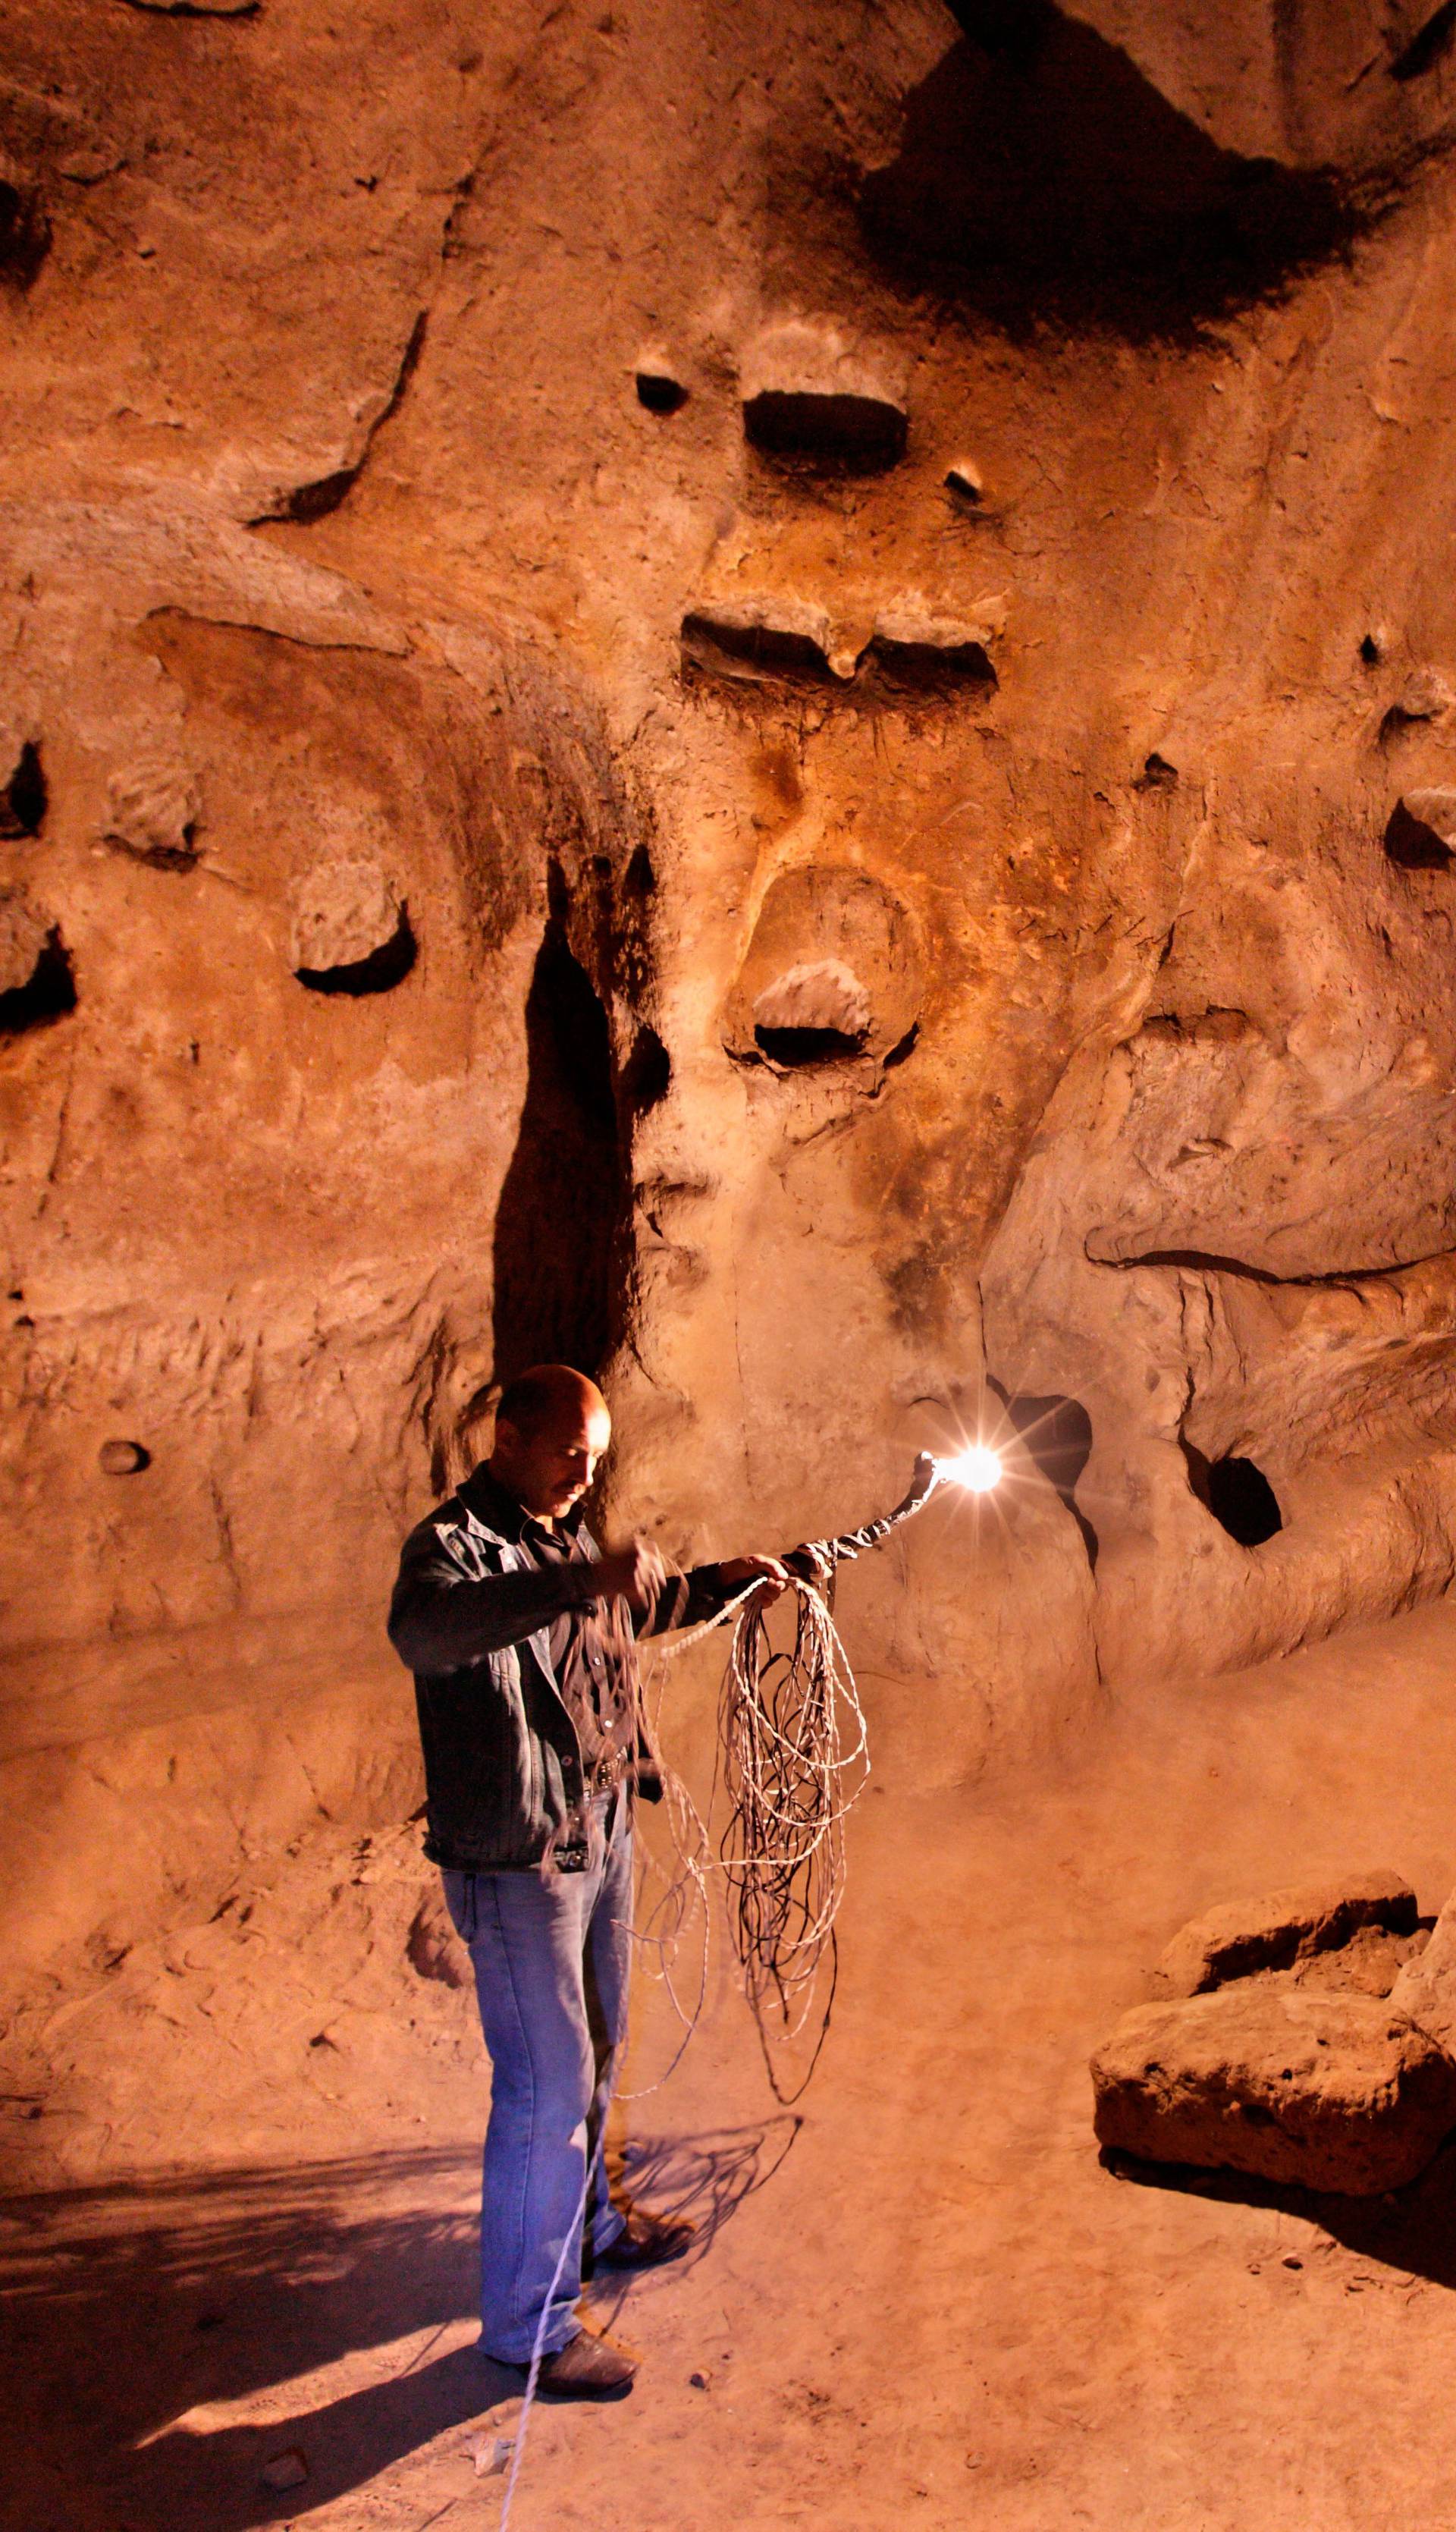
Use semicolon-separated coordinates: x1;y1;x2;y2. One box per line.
689;2369;710;2389
1282;2254;1304;2271
259;2448;309;2491
466;2432;514;2478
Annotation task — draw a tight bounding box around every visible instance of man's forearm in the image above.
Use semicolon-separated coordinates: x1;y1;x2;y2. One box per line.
389;1558;604;1672
634;1563;730;1639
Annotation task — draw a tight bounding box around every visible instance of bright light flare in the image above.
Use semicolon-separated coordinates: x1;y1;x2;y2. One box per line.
934;1444;1003;1494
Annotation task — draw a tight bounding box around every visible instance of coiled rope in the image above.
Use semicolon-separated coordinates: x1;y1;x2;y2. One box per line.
629;1573;870;2103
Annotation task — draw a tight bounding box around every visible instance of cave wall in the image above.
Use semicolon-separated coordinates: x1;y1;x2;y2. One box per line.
5;0;1456;1971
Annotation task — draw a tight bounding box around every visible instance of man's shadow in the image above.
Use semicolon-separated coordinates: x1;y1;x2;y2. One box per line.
586;2113;802;2325
2;2120;799;2530
1103;2131;1456;2289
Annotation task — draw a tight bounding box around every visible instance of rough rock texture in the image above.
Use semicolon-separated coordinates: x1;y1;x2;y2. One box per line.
1095;1867;1456;2192
1151;1871;1420;1998
7;0;1456;1985
1092;1984;1456;2194
1392;1877;1456;2052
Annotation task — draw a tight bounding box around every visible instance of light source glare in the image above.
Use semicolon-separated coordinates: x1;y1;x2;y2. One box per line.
935;1444;1003;1494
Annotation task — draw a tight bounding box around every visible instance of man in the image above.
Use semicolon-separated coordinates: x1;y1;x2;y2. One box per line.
388;1362;791;2399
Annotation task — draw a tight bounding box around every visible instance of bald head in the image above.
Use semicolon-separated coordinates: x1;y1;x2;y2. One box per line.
488;1362;612;1523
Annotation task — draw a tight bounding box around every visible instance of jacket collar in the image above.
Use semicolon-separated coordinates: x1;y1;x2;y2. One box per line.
458;1461;588;1546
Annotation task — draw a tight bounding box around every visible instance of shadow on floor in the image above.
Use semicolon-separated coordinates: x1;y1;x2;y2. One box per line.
587;2114;802;2335
1103;2133;1456;2288
1;2121;798;2528
0;2146;491;2530
613;2113;801;2263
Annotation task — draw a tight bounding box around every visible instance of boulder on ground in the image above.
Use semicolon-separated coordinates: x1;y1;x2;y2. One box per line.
1092;1984;1456;2194
1151;1871;1418;1999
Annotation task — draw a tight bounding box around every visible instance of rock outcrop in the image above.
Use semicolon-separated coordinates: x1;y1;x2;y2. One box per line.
1094;1984;1456;2195
1150;1873;1420;1999
1094;1872;1456;2194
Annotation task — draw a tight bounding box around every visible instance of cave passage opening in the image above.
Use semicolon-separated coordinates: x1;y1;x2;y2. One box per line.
1183;1440;1284;1547
742;388;907;473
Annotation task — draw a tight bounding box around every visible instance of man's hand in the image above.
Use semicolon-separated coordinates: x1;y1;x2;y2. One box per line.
595;1536;668;1613
719;1552;794;1603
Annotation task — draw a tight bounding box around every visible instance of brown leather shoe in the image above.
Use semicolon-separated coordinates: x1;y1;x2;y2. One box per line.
590;2207;696;2273
535;2329;636;2400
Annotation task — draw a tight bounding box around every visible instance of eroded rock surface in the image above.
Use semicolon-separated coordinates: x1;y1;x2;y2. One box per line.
1151;1872;1420;1999
1095;1870;1456;2194
1093;1984;1456;2194
5;0;1456;1990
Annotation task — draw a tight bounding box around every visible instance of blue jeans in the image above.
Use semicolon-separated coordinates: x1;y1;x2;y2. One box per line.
442;1791;632;2361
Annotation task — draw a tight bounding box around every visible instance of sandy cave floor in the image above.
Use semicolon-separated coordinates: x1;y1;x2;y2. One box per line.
10;1604;1456;2530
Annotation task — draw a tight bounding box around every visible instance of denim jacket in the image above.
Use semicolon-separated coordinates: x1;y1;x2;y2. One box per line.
388;1465;730;1872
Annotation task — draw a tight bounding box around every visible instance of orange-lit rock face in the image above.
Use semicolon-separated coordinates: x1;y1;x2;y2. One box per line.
6;0;1456;1965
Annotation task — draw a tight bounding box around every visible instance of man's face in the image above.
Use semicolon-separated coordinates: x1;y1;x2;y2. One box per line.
498;1402;612;1520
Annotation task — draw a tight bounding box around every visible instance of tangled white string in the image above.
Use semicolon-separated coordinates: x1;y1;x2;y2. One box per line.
630;1577;871;2105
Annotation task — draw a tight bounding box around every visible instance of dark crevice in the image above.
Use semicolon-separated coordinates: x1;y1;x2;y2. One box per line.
1182;1440;1283;1546
1138;752;1179;790
681;614;839;691
1385;798;1453;869
861;2;1379;342
681;616;995;705
295;908;417;996
636;371;688;415
754;1022;868;1067
99;1440;151;1476
119;0;259;14
1137;1006;1252;1045
0;743;47;839
106;828;199;874
944;465;982;504
1360;632;1385;665
883;1021;920;1070
1095;1246;1283;1283
259;310;428;525
624;844;656;897
1002;1389;1098;1566
743;389;906;474
491;875;625;1383
0;934;75;1036
281;469;359;526
1392;2;1456;80
1091;1241;1456;1288
0;180;51;289
621;1023;670;1111
1379;697;1446;743
858;636;997;699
